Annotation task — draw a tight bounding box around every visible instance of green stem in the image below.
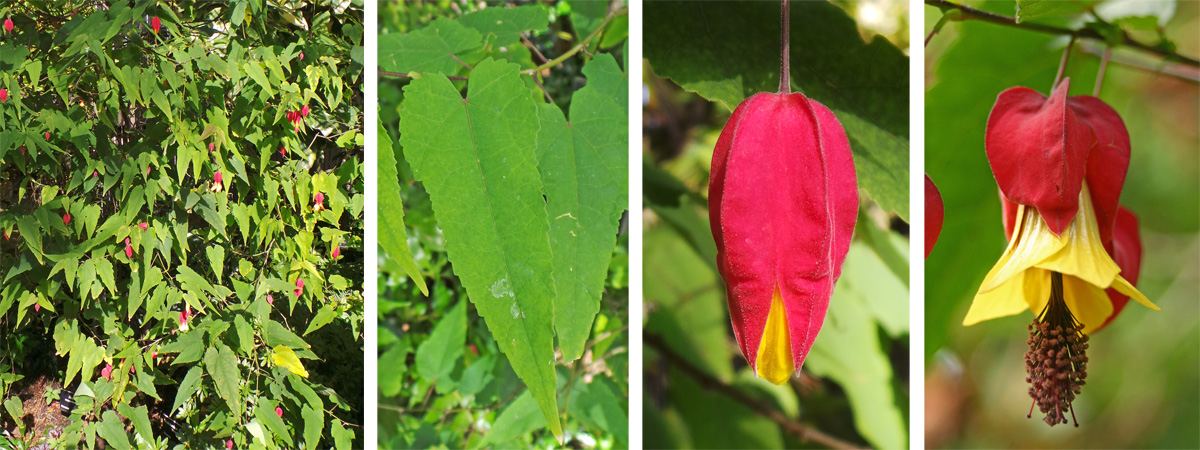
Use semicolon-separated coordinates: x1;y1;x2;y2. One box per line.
520;9;628;76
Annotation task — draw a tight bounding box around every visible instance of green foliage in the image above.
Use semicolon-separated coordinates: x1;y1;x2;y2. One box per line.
379;0;628;448
0;1;364;448
924;1;1198;448
645;0;910;219
642;1;910;447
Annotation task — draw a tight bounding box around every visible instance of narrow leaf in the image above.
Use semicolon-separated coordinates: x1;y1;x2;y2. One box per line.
377;118;428;295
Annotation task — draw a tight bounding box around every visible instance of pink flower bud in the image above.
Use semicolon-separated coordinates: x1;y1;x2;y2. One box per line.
226;440;233;450
34;303;39;312
93;170;98;178
294;278;304;298
44;131;49;140
151;17;160;34
298;52;304;61
266;294;274;305
3;19;12;33
139;222;148;230
275;406;283;418
294;126;300;133
63;214;71;225
101;364;113;381
279;146;287;157
301;105;310;117
332;246;340;260
214;172;223;185
208;142;214;152
0;89;8;102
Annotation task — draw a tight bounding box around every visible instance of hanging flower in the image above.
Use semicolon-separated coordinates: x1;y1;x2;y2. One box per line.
964;78;1159;427
709;91;858;386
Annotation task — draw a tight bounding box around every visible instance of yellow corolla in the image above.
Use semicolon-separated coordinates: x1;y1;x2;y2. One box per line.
964;184;1159;333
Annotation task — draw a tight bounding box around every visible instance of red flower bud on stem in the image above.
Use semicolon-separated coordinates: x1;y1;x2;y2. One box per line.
708;0;858;385
3;19;12;33
925;174;943;259
151;17;160;35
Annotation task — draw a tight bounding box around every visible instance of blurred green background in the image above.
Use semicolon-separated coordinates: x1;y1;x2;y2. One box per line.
924;1;1199;448
643;1;910;448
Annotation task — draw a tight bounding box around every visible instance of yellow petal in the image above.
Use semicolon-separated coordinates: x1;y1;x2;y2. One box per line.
755;287;794;385
1061;275;1113;334
966;267;1048;326
1034;184;1122;289
980;204;1066;293
1111;274;1159;311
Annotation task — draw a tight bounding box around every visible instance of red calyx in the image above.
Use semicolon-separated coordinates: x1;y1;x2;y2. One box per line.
63;213;71;226
275;406;284;418
101;364;113;381
1097;206;1143;331
151;17;161;35
294;278;304;298
0;89;8;102
301;105;310;117
209;142;215;152
139;222;148;230
3;19;12;33
332;246;340;260
986;78;1129;241
925;174;944;259
44;131;49;140
709;90;859;374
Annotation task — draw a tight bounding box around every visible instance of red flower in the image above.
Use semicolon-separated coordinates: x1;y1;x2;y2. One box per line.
294;278;304;298
0;89;8;102
275;406;284;418
709;90;858;385
139;222;148;231
3;19;12;33
151;17;161;35
925;174;944;259
313;192;325;212
101;364;113;381
63;213;71;226
44;131;49;140
267;294;274;306
332;245;340;260
209;142;215;152
125;238;133;258
301;105;310;117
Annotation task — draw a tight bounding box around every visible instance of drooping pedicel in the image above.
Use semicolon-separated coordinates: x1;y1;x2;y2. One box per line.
709;90;859;385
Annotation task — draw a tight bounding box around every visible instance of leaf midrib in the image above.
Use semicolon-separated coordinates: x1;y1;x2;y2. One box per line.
461;95;555;403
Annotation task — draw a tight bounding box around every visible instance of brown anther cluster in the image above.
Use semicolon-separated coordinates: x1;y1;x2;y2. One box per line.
1024;272;1089;427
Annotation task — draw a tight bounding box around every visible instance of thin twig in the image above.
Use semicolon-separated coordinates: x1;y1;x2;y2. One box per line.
521;33;549;65
645;333;866;450
1094;46;1112;96
1052;36;1077;90
926;0;1200;67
